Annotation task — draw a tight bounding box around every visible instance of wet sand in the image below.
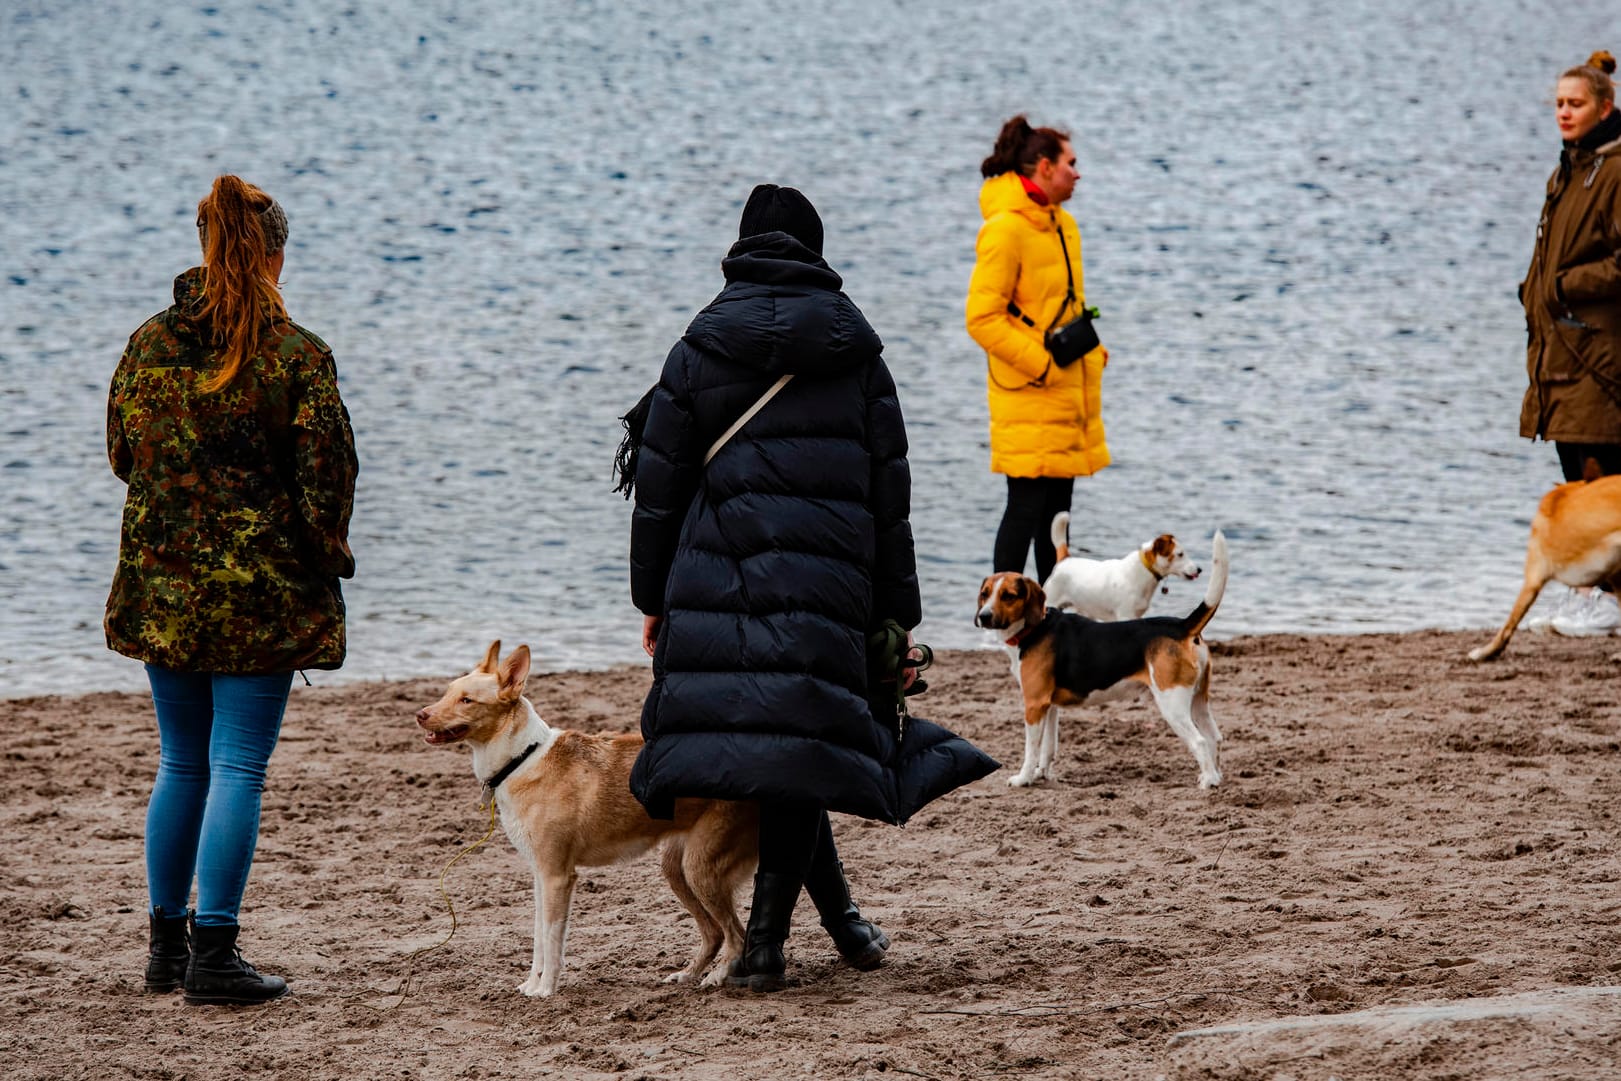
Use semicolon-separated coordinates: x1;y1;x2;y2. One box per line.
5;629;1620;1079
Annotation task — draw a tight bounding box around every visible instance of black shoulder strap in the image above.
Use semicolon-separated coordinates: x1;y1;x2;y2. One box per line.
1006;212;1077;332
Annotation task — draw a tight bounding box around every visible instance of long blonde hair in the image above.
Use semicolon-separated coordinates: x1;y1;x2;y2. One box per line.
194;175;288;392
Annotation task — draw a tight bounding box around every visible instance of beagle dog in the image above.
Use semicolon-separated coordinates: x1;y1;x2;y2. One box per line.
977;532;1229;789
1043;511;1201;621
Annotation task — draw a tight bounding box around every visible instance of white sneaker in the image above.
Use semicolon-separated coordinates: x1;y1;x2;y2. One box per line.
1528;586;1583;633
1551;591;1621;638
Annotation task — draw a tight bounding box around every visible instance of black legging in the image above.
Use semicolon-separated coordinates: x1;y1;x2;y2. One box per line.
757;802;830;881
993;476;1075;583
1556;442;1621;482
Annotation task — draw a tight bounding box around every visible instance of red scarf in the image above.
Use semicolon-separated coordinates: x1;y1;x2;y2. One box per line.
1019;174;1050;207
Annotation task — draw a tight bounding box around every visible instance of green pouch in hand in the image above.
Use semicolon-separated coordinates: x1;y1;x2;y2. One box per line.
867;620;934;732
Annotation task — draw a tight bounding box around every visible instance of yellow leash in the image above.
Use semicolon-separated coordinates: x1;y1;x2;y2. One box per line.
369;796;500;1011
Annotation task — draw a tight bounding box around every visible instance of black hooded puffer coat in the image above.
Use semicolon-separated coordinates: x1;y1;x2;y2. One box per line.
629;232;996;823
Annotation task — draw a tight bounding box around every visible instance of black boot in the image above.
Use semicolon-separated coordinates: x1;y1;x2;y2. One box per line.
803;857;889;971
144;906;191;993
727;871;801;992
183;919;288;1006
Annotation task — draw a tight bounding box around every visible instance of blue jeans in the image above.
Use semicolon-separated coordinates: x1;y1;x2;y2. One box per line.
144;667;292;926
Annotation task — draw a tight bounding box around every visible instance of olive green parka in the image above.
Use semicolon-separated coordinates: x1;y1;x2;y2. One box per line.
1521;111;1621;443
105;267;357;673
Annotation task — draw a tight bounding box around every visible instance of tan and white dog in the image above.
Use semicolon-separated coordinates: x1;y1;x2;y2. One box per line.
1469;476;1621;662
977;532;1229;789
1043;512;1202;621
414;641;757;996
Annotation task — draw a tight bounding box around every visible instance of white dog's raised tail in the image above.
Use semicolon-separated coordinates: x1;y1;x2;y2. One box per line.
1050;511;1071;562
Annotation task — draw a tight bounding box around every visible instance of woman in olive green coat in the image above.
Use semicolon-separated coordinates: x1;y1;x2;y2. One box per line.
1520;51;1621;636
106;174;357;1005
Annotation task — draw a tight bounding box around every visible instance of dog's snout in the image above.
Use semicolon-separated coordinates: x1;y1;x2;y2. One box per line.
415;706;433;726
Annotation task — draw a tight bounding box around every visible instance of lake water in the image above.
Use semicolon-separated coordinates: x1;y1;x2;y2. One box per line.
3;0;1615;698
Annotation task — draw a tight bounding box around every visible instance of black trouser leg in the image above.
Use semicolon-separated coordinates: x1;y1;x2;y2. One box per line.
993;476;1075;582
1556;442;1621;482
756;801;821;879
730;802;820;991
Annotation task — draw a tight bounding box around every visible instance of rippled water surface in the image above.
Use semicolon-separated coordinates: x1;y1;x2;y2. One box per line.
3;1;1614;697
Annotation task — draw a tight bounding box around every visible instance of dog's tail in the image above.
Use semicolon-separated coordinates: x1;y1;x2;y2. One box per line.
1050;511;1070;563
1180;531;1228;639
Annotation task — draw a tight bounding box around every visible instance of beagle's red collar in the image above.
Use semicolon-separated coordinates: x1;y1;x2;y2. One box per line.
1005;612;1055;650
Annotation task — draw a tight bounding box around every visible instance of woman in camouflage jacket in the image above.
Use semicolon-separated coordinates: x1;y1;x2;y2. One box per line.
105;175;357;1006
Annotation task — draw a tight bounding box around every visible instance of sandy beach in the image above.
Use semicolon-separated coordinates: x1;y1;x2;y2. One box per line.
5;629;1621;1079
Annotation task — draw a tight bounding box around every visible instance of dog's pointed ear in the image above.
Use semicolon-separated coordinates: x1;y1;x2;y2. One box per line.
478;639;502;674
498;644;531;699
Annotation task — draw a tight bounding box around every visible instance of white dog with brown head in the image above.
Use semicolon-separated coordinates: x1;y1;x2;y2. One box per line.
1043;512;1202;621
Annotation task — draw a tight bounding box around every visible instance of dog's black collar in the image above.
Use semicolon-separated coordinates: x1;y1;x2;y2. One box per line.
481;742;541;801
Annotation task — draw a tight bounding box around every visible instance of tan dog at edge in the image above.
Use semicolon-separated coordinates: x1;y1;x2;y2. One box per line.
1469;475;1621;662
415;641;758;996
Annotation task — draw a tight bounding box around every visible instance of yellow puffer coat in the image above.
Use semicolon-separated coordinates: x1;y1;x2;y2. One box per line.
966;172;1109;478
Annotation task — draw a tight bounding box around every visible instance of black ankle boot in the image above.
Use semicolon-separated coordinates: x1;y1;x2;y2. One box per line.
802;857;889;971
144;906;191;993
183;920;288;1006
727;871;801;992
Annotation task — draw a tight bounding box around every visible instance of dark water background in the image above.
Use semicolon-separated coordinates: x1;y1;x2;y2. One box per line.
4;1;1615;697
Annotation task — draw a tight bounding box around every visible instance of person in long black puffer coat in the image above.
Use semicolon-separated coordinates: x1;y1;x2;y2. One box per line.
628;185;998;991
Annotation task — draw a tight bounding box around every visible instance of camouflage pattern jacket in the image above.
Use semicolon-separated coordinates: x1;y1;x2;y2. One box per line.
105;267;358;673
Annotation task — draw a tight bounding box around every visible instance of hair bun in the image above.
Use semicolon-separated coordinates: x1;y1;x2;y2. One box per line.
1589;49;1617;75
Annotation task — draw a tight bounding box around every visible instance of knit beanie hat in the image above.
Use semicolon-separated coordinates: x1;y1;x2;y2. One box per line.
197;198;288;255
738;184;823;254
258;200;289;254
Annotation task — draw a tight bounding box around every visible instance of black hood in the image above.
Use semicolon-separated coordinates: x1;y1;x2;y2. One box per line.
1564;108;1621;155
682;232;883;377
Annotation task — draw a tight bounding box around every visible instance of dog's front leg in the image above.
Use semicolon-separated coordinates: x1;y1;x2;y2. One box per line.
518;874;548;996
1037;706;1059;781
1009;704;1049;787
519;870;579;996
538;869;578;997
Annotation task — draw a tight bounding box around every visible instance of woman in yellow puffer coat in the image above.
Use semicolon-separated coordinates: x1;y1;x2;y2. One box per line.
967;115;1109;583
